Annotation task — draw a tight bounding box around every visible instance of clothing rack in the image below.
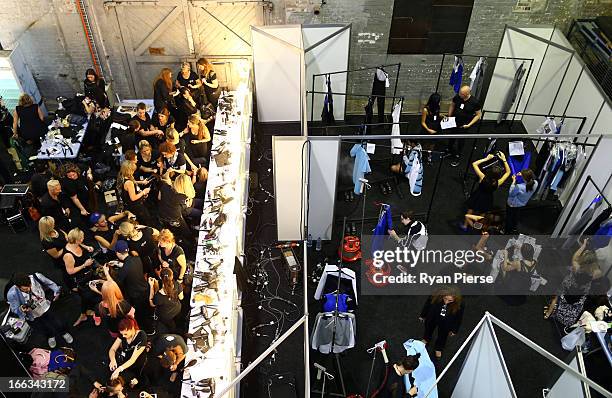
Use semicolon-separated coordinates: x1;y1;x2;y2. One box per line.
558;175;612;235
311;63;402;122
475;110;587;137
435;53;535;114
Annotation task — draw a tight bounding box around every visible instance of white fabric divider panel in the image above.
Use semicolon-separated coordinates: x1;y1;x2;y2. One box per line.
273;136;308;241
303;25;350;122
451;320;515;398
252;25;303;123
307;138;340;241
484;27;552;121
546;357;585;398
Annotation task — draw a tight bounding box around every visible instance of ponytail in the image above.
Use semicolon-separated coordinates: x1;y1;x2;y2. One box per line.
521;169;536;192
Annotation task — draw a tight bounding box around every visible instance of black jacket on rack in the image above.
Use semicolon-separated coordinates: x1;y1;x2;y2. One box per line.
321;74;335;125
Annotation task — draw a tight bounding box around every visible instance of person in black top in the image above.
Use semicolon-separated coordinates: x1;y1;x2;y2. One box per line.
83;68;109;108
61;163;91;219
175;62;200;96
108;317;148;384
421;92;442;134
120;120;139;154
196;58;221;108
148;268;183;333
62;228;100;327
92;277;135;338
193;167;208;200
157;174;192;243
154;333;187;382
12;93;45;157
39;216;68;268
118;222;160;276
30;161;50;199
184;113;211;167
136;140;159;182
117;161;153;227
388;211;427;248
158;141;187;179
153;68;176;113
112;240;153;334
379;355;420;398
174;87;198;133
157;229;187;285
39;179;72;232
89;211;133;251
447;86;482;166
419;286;465;358
150;107;174;148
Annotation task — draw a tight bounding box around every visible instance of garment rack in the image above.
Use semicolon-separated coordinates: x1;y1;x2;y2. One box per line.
559;175;612;236
311;63;402;122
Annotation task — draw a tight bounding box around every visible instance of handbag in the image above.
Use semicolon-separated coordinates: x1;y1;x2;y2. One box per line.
554;294;588;328
561;326;586;351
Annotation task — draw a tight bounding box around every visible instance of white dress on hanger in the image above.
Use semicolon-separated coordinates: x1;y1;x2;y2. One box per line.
391;101;402;154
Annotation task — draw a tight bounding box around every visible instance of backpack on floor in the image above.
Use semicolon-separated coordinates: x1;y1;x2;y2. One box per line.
48;347;76;374
29;348;50;379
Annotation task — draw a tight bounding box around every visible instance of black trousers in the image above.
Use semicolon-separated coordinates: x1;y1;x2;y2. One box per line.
130;295;154;334
447;127;468;157
423;320;451;351
30;310;64;338
371;77;386;123
160;216;194;247
127;201;155;228
505;205;521;233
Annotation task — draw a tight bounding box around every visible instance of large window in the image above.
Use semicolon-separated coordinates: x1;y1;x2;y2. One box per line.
388;0;475;54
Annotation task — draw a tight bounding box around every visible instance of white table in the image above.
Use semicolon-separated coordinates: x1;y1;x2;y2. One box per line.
37;118;89;160
181;86;252;398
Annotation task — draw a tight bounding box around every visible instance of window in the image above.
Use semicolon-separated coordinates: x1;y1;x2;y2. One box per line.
387;0;475;54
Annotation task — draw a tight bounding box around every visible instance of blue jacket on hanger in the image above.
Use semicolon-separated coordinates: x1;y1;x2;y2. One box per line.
372;204;392;254
449;56;464;93
350;143;371;194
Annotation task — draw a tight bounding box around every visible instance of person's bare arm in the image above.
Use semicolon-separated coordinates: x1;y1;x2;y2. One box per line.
448;101;456;118
12;111;18;137
472;154;493;181
497;152;511;185
465;109;482;128
37;106;44;121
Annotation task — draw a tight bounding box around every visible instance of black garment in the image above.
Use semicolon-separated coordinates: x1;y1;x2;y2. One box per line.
83;78;108;108
321;74;335;125
505;205;520;233
184;135;209;165
115;255;148;303
153;282;182;331
30;309;64;339
364;97;374;128
452;95;481;127
194;180;207;200
153;334;187;356
422;106;441;133
583;207;612;236
380;367;409;398
174;96;198;133
39;192;71;232
127;227;159;274
99;300;132;334
91;223;117;249
132;113;152;132
121;181;154;227
466;180;497;213
176;71;199;90
420;298;464;351
162;152;187;173
119;131;137;153
371;68;387;123
136;152;158;180
30;172;50;199
158;183;187;222
117;330;147;376
63;247;99;313
154;80;173;113
16;104;45;143
151;114;175;133
41;233;67;268
62;176;90;212
159;244;185;279
201;70;221;107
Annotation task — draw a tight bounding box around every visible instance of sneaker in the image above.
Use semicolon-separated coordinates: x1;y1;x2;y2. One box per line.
48;337;57;349
62;333;74;344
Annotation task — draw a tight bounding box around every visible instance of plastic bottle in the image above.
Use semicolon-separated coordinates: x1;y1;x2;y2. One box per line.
316;237;322;251
307;234;312;248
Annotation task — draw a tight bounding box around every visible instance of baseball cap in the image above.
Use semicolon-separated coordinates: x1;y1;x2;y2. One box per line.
89;212;103;225
113;240;129;253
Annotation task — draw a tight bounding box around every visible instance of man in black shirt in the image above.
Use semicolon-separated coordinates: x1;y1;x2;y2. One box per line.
388;211;428;250
447;85;482;167
112;240;154;334
39;179;72;232
61;163;90;219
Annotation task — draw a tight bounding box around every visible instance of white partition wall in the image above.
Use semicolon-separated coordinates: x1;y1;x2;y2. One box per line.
273;136;308;241
252;25;304;123
307;138;340;241
303;24;351;122
483;26;553;121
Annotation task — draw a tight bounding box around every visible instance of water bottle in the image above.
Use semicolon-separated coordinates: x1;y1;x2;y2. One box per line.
306;234;312;248
316;237;322;252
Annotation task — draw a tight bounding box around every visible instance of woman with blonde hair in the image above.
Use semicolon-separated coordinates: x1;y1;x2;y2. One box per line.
153;68;175;113
184;113;210;167
95;279;135;338
196;58;221;107
192;167;208;199
117;161;153;226
39;216;68;268
63;228;101;326
136;140;158;181
157;229;187;285
12;93;46;157
118;221;159;275
175;62;200;93
174;174;203;224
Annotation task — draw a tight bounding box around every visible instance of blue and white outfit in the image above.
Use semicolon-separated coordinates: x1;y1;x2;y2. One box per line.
403;145;423;196
350;144;371;195
403;339;438;398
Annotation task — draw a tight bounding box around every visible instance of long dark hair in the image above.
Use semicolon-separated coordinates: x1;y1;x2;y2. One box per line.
160;268;178;301
398;354;421;371
431;286;463;314
85;68;99;83
482;165;503;188
425;92;441;115
521;168;536;191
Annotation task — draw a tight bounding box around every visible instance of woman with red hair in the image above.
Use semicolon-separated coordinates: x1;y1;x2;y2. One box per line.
95;278;135;338
108;318;148;383
153;68;176;113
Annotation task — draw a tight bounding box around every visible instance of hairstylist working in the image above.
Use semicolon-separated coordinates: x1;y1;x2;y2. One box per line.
506;168;537;234
447;86;481;167
378;355;421;397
